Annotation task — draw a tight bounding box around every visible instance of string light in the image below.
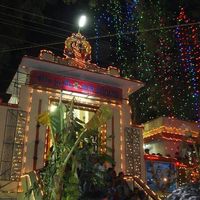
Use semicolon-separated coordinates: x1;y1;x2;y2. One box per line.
129;2;200;124
119;105;124;171
22;88;33;174
125;127;142;178
10;110;27;188
92;0;137;74
176;8;200;126
143;125;199;139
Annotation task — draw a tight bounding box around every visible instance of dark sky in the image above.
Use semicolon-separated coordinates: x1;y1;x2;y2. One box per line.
0;0;111;101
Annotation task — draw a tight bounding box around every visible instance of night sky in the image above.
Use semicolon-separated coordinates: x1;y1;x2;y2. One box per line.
0;0;109;101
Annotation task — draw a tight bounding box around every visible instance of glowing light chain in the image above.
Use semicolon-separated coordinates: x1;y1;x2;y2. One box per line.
176;8;200;124
119;105;124;171
125;127;142;178
10;111;27;188
143;125;199;138
131;2;199;124
93;1;138;76
21;88;33;176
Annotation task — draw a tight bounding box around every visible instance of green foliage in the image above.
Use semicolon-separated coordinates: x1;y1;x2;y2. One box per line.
36;100;113;200
25;182;41;200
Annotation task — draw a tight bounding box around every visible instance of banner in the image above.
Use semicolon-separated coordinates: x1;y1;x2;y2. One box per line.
30;70;122;100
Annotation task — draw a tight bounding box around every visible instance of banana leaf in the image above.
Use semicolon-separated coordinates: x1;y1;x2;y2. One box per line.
85;105;112;130
49;102;66;135
36;101;113;200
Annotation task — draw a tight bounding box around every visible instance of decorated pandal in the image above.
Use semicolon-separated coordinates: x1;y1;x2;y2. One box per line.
1;33;163;199
18;33;145;177
143;116;200;197
3;32;199;199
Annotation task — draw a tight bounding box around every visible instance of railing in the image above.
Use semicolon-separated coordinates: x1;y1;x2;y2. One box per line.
0;109;26;182
125;175;161;200
21;172;161;200
19;171;43;200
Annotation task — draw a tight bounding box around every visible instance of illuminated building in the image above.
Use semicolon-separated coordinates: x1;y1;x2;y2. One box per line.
0;33;146;199
143;116;199;197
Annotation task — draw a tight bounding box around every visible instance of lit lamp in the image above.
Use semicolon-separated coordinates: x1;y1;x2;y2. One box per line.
78;15;87;33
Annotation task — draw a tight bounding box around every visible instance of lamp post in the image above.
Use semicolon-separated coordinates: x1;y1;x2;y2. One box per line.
78;15;87;33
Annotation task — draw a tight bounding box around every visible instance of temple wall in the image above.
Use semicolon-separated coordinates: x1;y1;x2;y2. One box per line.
17;85;145;182
112;106;121;173
0;106;7;159
0;105;21;198
19;87;48;173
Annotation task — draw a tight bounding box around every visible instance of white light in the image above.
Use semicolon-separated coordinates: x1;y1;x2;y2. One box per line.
163;177;168;182
62;90;72;95
50;104;57;112
72;92;88;98
143;144;151;149
78;15;87;28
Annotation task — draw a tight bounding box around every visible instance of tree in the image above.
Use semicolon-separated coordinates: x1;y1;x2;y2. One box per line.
130;0;200;124
34;100;113;200
175;8;200;122
130;0;177;123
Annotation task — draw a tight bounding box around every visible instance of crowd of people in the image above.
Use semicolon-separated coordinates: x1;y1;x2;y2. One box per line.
105;168;148;200
80;166;149;200
78;154;149;200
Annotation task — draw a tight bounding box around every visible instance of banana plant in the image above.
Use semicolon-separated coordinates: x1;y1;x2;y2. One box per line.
37;100;113;200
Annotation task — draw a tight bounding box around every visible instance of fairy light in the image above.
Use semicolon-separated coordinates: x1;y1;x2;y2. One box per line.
33;171;44;196
43;98;52;163
39;49;54;62
99;123;107;153
125;126;143;178
176;8;200;125
102;123;107;153
118;104;124;170
144;125;199;138
129;2;200;125
126;99;133;125
36;89;42;93
10;110;27;188
92;1;138;74
22;88;33;175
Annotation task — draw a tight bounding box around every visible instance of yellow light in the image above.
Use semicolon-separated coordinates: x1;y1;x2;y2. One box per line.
144;125;199;139
72;92;88;98
22;88;33;174
49;104;57;112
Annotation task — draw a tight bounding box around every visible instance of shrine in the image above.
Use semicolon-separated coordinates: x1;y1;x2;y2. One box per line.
0;33;147;198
